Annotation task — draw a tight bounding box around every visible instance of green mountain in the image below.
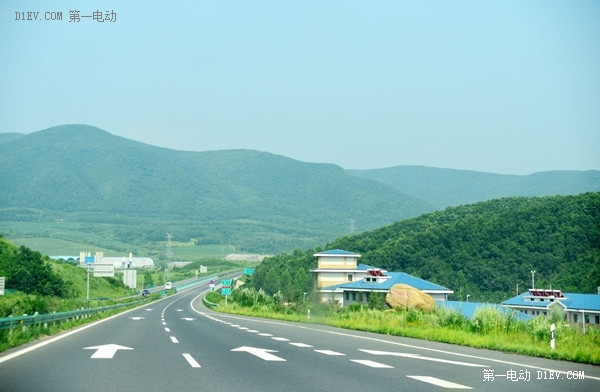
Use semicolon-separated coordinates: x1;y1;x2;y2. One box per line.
0;124;433;254
0;133;24;144
251;193;600;303
349;166;600;208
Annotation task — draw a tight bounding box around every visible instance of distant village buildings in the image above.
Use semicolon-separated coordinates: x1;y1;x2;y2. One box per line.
310;249;600;329
51;251;155;290
310;249;453;307
502;289;600;326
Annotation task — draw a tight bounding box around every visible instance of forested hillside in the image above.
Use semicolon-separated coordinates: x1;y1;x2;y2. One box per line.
249;193;600;303
349;166;600;208
0;235;64;297
0;124;432;254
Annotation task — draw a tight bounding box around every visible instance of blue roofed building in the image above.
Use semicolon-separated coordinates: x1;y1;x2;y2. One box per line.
311;249;453;307
436;300;533;321
502;289;600;327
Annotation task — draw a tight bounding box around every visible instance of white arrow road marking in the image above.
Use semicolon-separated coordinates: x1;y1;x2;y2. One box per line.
351;360;393;368
183;353;201;368
231;346;286;361
83;344;134;359
181;318;195;321
360;349;488;368
407;376;472;389
129;317;145;320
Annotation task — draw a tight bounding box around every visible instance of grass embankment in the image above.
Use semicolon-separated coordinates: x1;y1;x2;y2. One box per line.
205;289;600;365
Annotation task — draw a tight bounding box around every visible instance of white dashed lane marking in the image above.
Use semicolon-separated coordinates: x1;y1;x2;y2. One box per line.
407;376;472;389
183;353;201;368
314;350;345;356
351;359;393;368
290;343;313;348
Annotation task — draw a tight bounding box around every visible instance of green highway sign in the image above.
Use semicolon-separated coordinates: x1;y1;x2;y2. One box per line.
221;287;232;296
244;268;255;275
222;279;232;287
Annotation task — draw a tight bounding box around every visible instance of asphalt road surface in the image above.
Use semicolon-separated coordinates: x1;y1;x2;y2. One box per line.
1;282;598;392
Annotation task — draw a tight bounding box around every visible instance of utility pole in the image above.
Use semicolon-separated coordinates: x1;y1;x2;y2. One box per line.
166;233;174;281
531;270;535;289
86;264;91;300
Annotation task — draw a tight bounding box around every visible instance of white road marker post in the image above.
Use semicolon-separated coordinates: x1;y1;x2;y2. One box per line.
550;323;556;350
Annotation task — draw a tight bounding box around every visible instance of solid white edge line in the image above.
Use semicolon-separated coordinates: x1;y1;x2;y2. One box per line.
183;353;201;368
407;375;472;389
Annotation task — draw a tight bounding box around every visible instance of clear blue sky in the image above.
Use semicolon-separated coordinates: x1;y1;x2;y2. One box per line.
1;1;599;174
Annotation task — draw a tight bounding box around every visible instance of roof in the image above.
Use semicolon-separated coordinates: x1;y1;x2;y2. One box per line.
311;263;381;273
321;272;452;293
436;300;533;321
313;249;361;257
502;292;600;312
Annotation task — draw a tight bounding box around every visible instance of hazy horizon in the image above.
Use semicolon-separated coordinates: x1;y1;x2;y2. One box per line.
2;1;599;175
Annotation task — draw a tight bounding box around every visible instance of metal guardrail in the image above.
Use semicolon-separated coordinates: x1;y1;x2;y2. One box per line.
0;300;146;330
202;296;219;308
0;273;239;330
173;275;218;291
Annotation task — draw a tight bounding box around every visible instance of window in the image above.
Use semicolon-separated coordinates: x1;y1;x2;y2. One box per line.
345;292;349;301
595;315;599;325
348;274;353;282
352;292;356;301
573;314;578;323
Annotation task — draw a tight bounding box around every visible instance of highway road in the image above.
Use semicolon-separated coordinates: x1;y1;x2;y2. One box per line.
1;282;598;391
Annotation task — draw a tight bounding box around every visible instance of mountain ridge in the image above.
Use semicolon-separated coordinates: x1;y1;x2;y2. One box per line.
0;124;433;253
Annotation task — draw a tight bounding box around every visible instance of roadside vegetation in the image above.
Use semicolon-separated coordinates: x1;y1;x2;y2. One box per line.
0;234;255;353
207;287;600;365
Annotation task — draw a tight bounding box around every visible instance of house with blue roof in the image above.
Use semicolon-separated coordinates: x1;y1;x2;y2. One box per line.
436;300;533;321
502;289;600;327
311;249;453;307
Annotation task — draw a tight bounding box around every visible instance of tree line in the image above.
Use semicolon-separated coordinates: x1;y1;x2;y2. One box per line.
248;193;600;303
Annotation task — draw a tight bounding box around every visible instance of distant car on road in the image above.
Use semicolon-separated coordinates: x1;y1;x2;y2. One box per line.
165;282;172;290
142;289;151;297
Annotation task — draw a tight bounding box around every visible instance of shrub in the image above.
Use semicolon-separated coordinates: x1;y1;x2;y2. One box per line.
205;291;222;304
471;306;505;334
527;315;551;341
436;307;468;329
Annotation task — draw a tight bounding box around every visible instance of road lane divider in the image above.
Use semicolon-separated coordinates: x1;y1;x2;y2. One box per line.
183;353;201;368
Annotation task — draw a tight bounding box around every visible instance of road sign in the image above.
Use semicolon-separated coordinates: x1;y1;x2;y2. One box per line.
244;268;255;275
221;287;232;296
222;279;232;287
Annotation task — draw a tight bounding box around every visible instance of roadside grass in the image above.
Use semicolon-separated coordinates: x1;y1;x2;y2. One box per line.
208;291;600;365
